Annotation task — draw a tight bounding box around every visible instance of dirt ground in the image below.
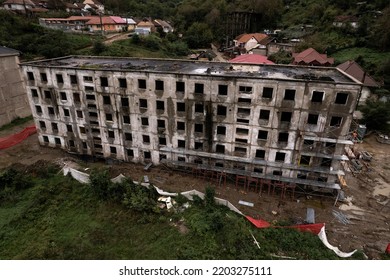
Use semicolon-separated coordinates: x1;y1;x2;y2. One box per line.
1;120;389;259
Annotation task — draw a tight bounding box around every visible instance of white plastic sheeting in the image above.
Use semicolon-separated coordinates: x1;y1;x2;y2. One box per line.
317;225;357;258
62;166;90;184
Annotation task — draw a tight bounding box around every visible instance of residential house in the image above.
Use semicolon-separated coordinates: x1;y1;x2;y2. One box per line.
0;46;31;127
333;15;359;29
229;54;274;65
267;42;296;56
64;3;82;14
122;18;137;31
337;60;380;105
234;33;274;56
1;0;47;13
134;19;156;35
153;19;174;33
292;48;334;66
82;0;104;13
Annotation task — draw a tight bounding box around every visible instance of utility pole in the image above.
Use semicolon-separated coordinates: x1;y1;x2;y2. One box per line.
98;11;104;36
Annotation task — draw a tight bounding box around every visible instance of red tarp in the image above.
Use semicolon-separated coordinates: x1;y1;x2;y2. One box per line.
0;125;37;150
245;216;325;235
386;243;390;254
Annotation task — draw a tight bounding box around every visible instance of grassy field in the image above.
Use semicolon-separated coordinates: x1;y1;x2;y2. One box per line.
0;165;368;260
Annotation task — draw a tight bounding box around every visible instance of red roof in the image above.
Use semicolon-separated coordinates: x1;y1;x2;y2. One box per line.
110;16;126;24
337;60;379;87
292;48;334;66
229;54;274;65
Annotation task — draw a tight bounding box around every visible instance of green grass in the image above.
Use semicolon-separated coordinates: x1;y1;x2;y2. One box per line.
332;48;390;65
0;167;367;260
0;116;33;132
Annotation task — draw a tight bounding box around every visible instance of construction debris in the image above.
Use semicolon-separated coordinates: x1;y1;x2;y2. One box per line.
306;208;315;224
239;200;254;207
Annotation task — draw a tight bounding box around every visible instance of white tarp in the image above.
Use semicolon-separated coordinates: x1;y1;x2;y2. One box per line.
111;174;127;184
317;225;357;258
62;166;90;184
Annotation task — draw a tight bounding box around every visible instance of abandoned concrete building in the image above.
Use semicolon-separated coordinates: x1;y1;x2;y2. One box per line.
0;46;31;127
21;56;362;194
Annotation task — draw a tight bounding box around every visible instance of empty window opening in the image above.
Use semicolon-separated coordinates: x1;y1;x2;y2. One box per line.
321;158;332;167
123;115;130;124
194;158;203;164
70;75;77;84
311;91;324;102
300;155;311;166
103;96;111;105
273;170;282;176
317;176;327;182
73;92;80;103
195;103;204;113
139;99;148;109
35;105;42;114
79;126;86;134
216;144;225;154
83;76;93;82
108;130;114;138
159;137;166;145
42;136;49;143
217;105;227;116
177;121;185;130
177;102;185;112
178;139;186;148
27;71;34;81
238;97;251;103
178;156;186;162
304;139;314;146
281;111;292;122
297;173;307;179
335;92;348;104
217;126;226;135
275;152;286;162
127;149;134;157
237;118;250;124
106;113;113;121
100;77;108;87
284;89;296;100
143;135;150;143
157;119;165;128
44;90;51;99
39;121;46;129
176;81;185;92
259;109;270;120
155;80;164;91
195;83;204;94
125;133;132;141
110;146;117;154
67;125;73;132
82;142;87;149
255;149;265;159
141;117;149;126
239;86;252;93
91;128;100;134
308;114;319;125
121;97;129;107
51;123;58;131
138;79;146;89
235;138;247;143
254;167;263;173
94;144;102;149
31;89;38;97
236;128;249;135
215;162;224;168
84;86;94;91
156;100;165;110
235;146;247;154
258;130;268;140
48;107;55;115
218;84;228;95
262;87;273;98
194;142;203;150
40;73;47;82
63;109;70;117
86;94;95;100
56;74;63;84
69;140;75;147
89;111;98;118
278;132;289;142
237;107;250;115
118;78;127;88
195;123;203;133
55;137;61;145
330;116;342;127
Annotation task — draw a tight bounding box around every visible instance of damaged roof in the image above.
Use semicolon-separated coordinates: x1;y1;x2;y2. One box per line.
21;55;361;85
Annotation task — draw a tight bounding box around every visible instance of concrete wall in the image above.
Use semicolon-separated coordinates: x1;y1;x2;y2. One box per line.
21;60;361;190
0;54;30;127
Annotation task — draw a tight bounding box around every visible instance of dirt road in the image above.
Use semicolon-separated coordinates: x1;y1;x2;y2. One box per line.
1;121;389;259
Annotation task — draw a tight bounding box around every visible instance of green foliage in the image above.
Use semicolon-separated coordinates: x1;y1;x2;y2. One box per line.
122;180;159;213
360;100;390;132
268;50;292;64
89;168;112;200
0;116;33;131
92;39;107;55
184;22;213;48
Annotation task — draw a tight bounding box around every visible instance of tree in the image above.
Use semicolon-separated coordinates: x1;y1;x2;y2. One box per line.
184;22;213;49
360;100;390;132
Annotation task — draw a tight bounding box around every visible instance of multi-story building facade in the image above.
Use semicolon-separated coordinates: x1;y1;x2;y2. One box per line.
21;56;362;193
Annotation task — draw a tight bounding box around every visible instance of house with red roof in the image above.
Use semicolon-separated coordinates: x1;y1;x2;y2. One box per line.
337;60;380;104
233;33;272;55
2;0;48;14
292;48;334;66
229;54;274;65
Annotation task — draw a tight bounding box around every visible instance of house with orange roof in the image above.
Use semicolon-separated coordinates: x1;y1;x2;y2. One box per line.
292;48;334;66
233;33;272;54
229;54;274;65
